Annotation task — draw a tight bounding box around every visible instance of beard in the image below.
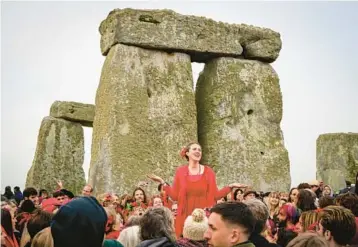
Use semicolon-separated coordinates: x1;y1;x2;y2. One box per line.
278;219;288;228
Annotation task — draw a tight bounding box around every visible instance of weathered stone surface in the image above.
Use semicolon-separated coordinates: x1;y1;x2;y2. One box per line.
316;133;358;191
99;8;281;63
50;101;95;127
89;43;197;195
196;57;290;192
25;116;86;195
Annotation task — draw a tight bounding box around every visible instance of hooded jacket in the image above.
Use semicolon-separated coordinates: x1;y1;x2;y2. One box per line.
51;196;107;247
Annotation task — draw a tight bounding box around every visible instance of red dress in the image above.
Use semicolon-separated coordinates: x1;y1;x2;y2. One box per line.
163;165;231;237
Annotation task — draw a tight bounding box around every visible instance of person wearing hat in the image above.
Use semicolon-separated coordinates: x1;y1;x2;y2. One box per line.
177;208;209;247
243;191;258;201
51;196;107;247
309;180;322;198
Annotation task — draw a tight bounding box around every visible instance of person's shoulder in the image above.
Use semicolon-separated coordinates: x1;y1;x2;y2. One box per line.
203;165;214;174
175;165;188;174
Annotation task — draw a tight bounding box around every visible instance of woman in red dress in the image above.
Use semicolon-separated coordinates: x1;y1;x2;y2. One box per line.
148;142;247;237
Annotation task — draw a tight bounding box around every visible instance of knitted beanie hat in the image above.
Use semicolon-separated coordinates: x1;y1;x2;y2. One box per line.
183;208;208;241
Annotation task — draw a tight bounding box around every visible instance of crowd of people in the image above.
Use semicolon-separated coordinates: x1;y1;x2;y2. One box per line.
1;141;358;247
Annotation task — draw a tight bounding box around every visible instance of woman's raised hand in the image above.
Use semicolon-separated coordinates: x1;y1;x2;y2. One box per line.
147;174;164;184
229;183;249;189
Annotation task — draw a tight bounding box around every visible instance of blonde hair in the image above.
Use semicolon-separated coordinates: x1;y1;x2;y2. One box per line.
31;227;54;247
300;210;318;232
104;207;118;232
20;223;31;247
118;225;141;247
268;192;280;215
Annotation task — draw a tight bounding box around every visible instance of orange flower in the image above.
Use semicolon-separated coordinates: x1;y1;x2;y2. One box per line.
179;147;187;159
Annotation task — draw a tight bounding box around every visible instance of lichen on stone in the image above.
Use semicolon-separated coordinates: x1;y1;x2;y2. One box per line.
196;57;290;192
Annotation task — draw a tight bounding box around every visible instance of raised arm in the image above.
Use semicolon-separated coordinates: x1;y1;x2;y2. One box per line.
162;169;181;201
147;169;181;201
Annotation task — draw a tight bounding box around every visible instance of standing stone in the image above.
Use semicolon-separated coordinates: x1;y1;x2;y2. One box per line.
316;133;358;192
89;43;197;195
196;57;290;192
25;116;86;195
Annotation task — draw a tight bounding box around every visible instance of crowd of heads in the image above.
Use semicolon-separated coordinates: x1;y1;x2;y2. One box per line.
1;171;358;247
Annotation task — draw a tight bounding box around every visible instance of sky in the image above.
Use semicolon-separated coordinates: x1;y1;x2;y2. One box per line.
1;1;358;191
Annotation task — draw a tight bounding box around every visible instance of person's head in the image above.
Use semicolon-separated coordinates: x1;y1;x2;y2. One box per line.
297;183;311;190
309;180;320;192
52;191;65;205
335;192;358;217
183;208;208;241
23;187;39;206
318;196;334;209
286;232;329;247
117;225;140;247
51;197;107;247
233;189;244;202
322;185;332;197
14;186;20;193
124;215;142;228
27;209;53;240
171;202;178;219
151;195;163;208
289;188;299;204
180;142;202;162
318;206;356;246
21;199;37;213
243;191;257;201
59;189;74;200
346;180;352;188
5;186;12;192
97;193;115;208
39;189;48;198
244;198;269;235
297;210;319;233
217;197;227;204
204;202;256;247
277;203;300;228
31;227;54;247
297;189;317;212
268;192;280;208
82;185;93;196
139;207;175;241
132;187;147;204
1;208;16;237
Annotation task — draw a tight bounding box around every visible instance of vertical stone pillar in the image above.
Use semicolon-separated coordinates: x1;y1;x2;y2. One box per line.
89;44;197;195
196;57;290;192
317;133;358;192
26;117;86;194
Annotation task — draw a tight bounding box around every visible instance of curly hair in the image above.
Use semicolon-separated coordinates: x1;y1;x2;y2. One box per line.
139;207;175;241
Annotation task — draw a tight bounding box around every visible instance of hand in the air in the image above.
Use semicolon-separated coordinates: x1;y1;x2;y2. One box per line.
229;183;248;188
147;174;164;184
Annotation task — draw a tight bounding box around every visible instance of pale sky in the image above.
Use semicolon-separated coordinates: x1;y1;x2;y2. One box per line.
1;1;358;191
